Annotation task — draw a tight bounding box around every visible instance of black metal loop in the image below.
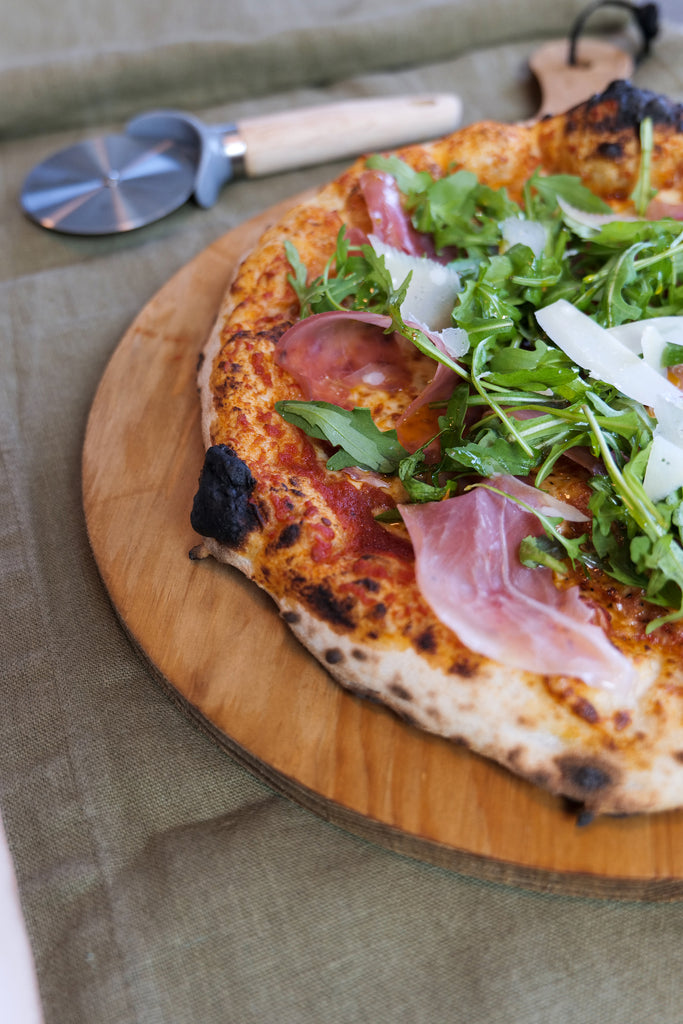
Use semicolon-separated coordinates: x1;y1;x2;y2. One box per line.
568;1;659;67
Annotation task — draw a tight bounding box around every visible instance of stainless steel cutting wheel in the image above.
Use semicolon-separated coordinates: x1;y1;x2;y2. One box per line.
20;133;197;235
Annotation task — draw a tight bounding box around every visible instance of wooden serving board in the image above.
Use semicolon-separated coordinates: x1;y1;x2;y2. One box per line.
83;197;683;902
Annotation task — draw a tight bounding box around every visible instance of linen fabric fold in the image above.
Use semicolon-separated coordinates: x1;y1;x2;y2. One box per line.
2;0;591;137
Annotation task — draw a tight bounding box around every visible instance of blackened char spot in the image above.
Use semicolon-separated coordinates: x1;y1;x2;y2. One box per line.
356;577;381;593
415;628;436;653
563;799;596;827
556;755;615;797
582;81;683;132
275;522;301;549
449;659;477;678
596;141;624;159
389;682;412;701
299;582;356;630
190;445;260;548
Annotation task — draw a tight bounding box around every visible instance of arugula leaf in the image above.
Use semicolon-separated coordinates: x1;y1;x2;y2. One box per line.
366;156;520;255
631;117;657;216
519;534;580;574
275;400;408;474
398;449;451;502
284;232;362;317
599;242;651;326
530;171;613;214
445;435;539;477
284;229;411;321
662;342;683;367
584;406;683;628
364;154;434;199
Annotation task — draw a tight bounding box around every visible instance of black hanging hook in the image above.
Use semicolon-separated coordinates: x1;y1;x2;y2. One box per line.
568;1;659;67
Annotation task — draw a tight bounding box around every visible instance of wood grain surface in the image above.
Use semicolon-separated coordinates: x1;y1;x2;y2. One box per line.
529;39;632;118
82;196;683;901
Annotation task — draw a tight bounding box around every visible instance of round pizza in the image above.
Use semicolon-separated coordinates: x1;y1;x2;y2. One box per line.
190;80;683;817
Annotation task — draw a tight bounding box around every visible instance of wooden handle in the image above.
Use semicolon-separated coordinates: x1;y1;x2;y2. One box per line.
236;94;462;178
529;38;633;119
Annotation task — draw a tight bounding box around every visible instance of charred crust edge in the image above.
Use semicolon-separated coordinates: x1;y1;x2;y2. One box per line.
577;80;683;132
190;444;260;548
297;581;356;630
555;754;617;800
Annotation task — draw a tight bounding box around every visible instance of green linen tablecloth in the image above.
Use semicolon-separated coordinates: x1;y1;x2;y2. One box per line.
3;2;683;1021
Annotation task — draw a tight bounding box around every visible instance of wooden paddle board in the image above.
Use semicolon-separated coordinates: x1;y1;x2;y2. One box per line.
82;196;683;901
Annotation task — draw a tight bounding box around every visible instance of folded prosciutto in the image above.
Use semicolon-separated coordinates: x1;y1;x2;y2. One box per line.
275;310;413;406
359;169;435;256
399;478;635;699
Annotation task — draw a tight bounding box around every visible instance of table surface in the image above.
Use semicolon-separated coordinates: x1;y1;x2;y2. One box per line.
3;3;683;1023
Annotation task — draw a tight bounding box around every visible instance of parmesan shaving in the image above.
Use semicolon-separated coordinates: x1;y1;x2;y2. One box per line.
556;195;636;231
537;301;683;502
369;234;461;331
535;300;682;408
500;217;547;257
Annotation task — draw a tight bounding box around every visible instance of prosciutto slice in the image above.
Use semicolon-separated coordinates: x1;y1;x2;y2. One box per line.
275;311;412;406
359;169;436;256
647;198;683;220
399;478;635;699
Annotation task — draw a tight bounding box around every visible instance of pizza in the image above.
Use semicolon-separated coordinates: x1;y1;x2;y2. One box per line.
190;80;683;817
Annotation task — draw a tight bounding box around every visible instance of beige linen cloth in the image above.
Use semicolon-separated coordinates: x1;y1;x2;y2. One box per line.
3;2;683;1021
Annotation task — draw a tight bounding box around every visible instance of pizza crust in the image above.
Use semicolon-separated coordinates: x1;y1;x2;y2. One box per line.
192;82;683;815
197;528;683;816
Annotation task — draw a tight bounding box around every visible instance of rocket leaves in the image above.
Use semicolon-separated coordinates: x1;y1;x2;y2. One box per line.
278;144;683;627
275;400;408;474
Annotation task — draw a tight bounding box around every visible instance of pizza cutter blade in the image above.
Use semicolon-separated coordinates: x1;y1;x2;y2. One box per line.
20;94;462;236
20;133;197;235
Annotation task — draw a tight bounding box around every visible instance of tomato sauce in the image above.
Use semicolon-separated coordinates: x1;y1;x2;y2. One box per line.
278;438;413;562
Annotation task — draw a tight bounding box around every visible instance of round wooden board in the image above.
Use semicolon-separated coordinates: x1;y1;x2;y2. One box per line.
83;196;683;902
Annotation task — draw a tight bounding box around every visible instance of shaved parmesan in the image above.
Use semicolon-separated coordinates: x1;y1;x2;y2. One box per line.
406;316;469;360
437;326;469;358
641;324;669;376
537;301;683;502
643;433;683;502
556;195;636;232
369;234;461;331
609;316;683;363
653;394;683;445
535;300;682;408
645;395;683;500
501;217;547;257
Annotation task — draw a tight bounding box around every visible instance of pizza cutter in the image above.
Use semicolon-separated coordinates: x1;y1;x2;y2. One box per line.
20;93;462;236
